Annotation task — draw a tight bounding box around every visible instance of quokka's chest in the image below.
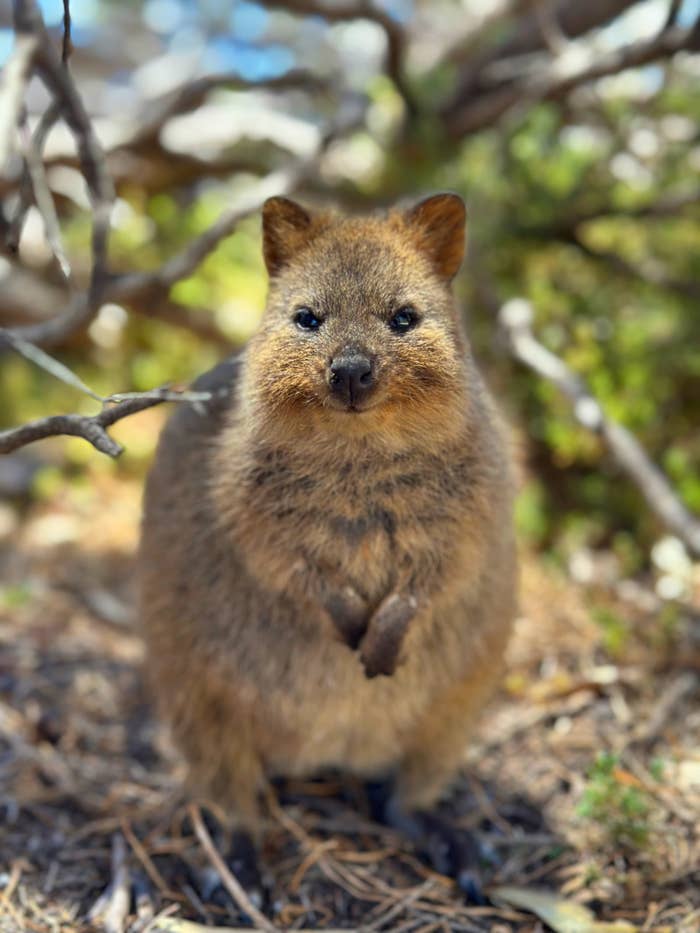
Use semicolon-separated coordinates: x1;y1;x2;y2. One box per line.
231;447;469;599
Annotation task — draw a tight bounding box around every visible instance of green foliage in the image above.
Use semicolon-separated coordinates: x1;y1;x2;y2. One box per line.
444;92;700;560
0;582;33;609
515;479;550;547
4;48;698;564
590;605;630;658
577;753;655;849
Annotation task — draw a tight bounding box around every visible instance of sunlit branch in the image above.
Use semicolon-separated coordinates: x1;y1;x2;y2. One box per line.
500;298;700;557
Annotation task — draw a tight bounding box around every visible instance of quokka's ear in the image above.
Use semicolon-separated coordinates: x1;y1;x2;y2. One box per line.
404;193;466;280
262;196;315;276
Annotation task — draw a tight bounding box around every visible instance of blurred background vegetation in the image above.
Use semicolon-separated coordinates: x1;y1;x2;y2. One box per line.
1;0;699;575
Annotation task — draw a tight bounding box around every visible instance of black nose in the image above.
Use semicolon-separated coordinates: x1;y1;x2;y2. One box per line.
329;354;374;405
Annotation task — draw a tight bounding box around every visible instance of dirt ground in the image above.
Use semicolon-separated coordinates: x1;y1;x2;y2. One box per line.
0;446;698;932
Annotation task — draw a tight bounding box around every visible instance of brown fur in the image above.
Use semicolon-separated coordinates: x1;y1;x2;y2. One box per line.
138;194;517;833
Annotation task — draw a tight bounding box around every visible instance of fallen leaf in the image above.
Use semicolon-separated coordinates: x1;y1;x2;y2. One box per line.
490;886;639;933
612;767;644;788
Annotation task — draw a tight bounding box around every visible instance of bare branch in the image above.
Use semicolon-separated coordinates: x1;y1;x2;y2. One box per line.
5;101;62;248
114;167;302;301
0;34;38;173
0;169;297;346
0;69;325;205
0;262;232;345
0;400;155;457
661;0;683;34
260;0;415;115
132;296;233;347
444;20;699;136
535;0;570;56
540;24;699;101
500;298;700;557
16;113;72;278
0;166;301;346
442;0;640;112
7;0;73;254
2;95;364;348
10;0;114;343
124;68;323;155
61;0;71;64
0;387;211;458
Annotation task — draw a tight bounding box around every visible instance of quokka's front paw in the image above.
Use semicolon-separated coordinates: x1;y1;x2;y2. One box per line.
359;592;418;678
323;583;370;649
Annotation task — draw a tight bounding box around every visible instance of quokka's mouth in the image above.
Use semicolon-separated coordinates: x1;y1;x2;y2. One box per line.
327;398;381;415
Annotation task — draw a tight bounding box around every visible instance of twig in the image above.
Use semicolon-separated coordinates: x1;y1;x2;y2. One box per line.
61;0;72;64
114;167;302;301
0;388;208;457
88;834;131;933
13;0;114;338
661;0;683;33
7;1;72;251
0;263;231;346
16;113;72;278
0;70;324;204
3;330;103;401
364;881;434;932
500;298;700;557
0;34;38;173
260;0;416;115
124;68;323;154
2;329;212;406
445;22;700;136
187;804;276;933
5;102;362;347
120;818;172;898
6;100;62;249
634;672;699;744
534;0;569;56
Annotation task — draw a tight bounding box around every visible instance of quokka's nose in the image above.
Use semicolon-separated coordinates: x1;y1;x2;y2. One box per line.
329;354;374;405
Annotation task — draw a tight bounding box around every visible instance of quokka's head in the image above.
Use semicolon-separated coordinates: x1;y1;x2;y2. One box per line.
245;193;472;440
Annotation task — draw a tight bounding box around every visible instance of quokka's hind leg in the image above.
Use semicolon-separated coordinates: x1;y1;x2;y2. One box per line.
163;680;267;907
394;659;504;812
386;666;507;902
165;679;265;834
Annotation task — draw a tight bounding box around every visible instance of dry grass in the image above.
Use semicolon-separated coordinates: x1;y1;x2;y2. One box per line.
0;469;698;932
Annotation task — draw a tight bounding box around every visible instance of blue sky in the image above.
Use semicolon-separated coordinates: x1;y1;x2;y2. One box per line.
0;0;698;78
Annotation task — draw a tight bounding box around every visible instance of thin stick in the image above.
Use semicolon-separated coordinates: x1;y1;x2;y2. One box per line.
88;834;131;933
61;0;72;64
187;804;276;933
0;34;38;172
500;298;700;558
4;330;103;401
120;818;172;898
17;113;72;278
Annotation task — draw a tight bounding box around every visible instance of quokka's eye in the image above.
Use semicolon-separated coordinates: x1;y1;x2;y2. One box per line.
389;307;419;333
294;308;322;330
